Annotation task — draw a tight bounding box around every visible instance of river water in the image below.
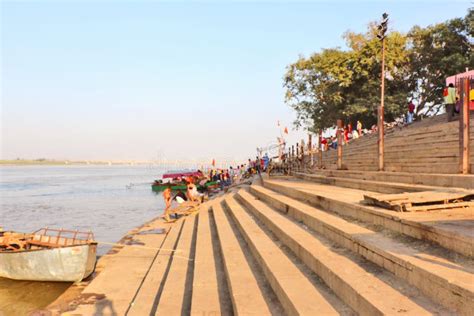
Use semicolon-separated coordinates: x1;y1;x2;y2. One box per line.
0;165;166;315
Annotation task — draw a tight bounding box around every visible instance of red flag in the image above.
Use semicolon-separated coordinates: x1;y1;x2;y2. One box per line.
212;159;215;167
284;127;288;134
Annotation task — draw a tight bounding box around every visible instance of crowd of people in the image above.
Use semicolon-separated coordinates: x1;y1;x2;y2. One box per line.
319;101;424;152
319;120;368;151
161;154;272;222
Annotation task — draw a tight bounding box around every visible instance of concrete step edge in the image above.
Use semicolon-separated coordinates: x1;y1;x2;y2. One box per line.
128;219;186;315
190;205;222;315
155;215;197;315
223;194;342;315
236;189;437;316
294;172;467;194
249;184;474;315
262;179;474;258
211;202;272;315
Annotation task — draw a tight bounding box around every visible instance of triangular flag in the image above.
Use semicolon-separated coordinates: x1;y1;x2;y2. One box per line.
284;127;288;134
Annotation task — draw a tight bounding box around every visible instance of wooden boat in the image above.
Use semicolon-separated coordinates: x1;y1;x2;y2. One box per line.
151;170;218;192
0;228;97;282
151;180;218;192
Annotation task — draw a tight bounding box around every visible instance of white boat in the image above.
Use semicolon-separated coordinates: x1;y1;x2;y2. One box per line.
0;228;97;282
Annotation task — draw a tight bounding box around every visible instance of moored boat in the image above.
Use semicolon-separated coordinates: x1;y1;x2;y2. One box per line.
151;170;218;192
151;181;218;192
0;228;97;282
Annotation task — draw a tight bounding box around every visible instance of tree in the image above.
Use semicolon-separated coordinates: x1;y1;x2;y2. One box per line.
284;49;352;132
284;9;473;132
284;24;410;132
407;11;473;115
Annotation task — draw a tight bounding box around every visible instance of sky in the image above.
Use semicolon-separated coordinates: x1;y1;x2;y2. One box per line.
1;0;471;162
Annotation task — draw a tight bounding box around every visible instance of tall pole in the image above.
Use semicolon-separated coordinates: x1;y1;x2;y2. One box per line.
377;13;388;172
318;130;323;169
378;37;385;171
460;78;471;174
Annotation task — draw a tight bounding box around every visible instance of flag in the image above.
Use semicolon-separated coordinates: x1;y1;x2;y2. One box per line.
284;127;289;134
212;159;215;167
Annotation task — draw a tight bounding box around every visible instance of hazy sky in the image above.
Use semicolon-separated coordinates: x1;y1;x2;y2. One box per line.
1;0;470;161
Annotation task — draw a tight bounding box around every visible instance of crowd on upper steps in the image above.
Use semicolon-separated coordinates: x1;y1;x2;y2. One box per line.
319;81;474;152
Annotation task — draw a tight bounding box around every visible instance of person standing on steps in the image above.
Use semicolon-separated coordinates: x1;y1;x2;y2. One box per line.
444;83;457;122
357;120;362;136
255;156;261;174
162;184;172;222
407;102;415;124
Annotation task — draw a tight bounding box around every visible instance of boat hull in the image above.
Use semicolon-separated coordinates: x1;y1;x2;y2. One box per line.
152;184;187;192
152;181;218;192
0;244;97;282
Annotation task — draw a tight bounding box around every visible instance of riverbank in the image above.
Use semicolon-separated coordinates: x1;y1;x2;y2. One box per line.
0;165;166;315
0;159;154;166
41;171;474;315
45;188;228;315
46;213;168;315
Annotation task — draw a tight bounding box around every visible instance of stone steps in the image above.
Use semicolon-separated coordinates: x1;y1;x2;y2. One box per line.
234;189;448;315
223;195;344;315
212;202;273;315
336;156;460;163
294;172;450;194
311;169;474;189
190;203;224;315
69;220;173;315
128;218;185;315
248;184;474;314
323;146;474;158
155;214;196;315
318;162;469;175
58;173;473;315
313;114;474;174
263;178;474;257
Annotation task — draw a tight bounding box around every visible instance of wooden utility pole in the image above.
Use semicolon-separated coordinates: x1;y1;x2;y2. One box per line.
459;77;471;174
308;134;313;166
378;37;385;171
318;130;323;169
337;119;343;169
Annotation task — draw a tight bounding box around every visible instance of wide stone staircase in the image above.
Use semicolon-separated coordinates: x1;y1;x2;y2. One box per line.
318;114;474;174
63;171;474;315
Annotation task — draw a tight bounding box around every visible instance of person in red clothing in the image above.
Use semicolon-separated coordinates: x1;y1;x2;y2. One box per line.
321;138;328;151
407;102;415;123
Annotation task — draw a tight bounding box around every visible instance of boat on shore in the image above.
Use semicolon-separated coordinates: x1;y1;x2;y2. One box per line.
0;228;97;282
152;170;218;192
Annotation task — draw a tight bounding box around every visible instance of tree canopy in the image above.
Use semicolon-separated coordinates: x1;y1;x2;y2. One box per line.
284;10;473;132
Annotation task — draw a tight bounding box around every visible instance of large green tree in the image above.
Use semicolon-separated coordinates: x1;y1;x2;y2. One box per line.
285;10;473;132
407;11;473;115
284;25;410;132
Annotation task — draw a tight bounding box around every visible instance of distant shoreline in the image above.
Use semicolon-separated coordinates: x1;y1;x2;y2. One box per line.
0;160;154;166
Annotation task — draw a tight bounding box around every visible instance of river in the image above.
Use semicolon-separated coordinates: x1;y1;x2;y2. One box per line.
0;165;165;315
